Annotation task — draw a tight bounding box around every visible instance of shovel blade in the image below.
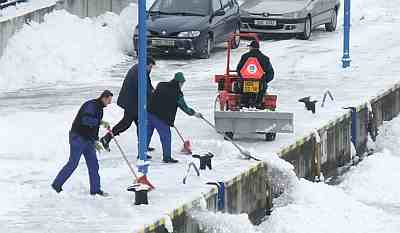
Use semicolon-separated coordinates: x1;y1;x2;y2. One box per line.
181;140;192;155
137;176;155;190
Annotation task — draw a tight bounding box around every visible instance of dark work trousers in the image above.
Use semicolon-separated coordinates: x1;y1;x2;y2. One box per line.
52;132;100;193
111;111;138;136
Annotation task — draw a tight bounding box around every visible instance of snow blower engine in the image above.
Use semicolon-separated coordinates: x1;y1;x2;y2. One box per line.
213;33;294;141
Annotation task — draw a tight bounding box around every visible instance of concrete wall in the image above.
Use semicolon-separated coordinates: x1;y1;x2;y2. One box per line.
0;3;57;57
58;0;135;18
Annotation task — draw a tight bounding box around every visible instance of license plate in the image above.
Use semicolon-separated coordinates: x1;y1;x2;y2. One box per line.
152;39;175;47
254;19;277;26
243;81;260;93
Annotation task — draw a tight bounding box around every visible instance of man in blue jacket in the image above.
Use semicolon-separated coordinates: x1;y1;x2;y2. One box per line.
100;57;156;154
52;90;113;196
148;72;202;163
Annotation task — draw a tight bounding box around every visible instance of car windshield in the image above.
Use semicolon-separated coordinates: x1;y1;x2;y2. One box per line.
150;0;210;16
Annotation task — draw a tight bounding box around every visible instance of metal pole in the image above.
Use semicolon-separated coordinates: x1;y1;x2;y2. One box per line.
138;0;148;174
342;0;351;68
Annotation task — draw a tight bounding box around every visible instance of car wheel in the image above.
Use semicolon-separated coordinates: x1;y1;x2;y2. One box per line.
224;132;234;140
231;25;241;49
325;9;337;32
198;35;213;59
265;133;276;141
298;16;312;40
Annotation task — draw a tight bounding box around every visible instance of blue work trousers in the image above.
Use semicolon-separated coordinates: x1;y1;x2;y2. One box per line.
147;113;171;160
52;132;101;193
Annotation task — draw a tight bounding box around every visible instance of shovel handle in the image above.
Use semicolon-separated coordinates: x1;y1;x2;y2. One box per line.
107;128;138;180
199;116;260;161
173;126;186;143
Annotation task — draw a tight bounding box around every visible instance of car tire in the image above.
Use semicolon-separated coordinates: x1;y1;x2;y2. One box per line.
198;35;213;59
298;16;312;40
265;133;276;141
231;25;241;49
325;9;337;32
224;132;234;140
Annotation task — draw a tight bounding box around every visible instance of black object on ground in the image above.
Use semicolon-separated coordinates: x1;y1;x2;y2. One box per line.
299;96;318;114
192;153;214;170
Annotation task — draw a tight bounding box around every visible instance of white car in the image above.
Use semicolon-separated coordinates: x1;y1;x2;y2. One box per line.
240;0;340;39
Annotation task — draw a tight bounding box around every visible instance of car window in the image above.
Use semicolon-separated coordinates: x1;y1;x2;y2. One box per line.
151;0;211;16
212;0;222;12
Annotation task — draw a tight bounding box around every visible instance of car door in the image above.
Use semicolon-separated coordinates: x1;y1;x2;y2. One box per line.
309;0;325;27
320;0;334;24
219;0;235;39
210;0;226;43
323;0;338;23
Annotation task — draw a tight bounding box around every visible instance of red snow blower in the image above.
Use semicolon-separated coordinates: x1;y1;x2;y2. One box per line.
213;32;294;141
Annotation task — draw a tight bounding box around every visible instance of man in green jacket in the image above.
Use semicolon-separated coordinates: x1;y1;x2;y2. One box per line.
148;72;202;163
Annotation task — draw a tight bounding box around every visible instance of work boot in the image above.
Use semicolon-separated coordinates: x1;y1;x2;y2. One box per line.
100;133;112;152
163;158;179;163
90;190;109;197
147;147;155;152
51;183;62;193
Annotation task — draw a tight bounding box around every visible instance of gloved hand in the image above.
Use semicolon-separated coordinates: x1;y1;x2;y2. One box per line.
194;112;203;118
100;120;111;129
95;141;104;153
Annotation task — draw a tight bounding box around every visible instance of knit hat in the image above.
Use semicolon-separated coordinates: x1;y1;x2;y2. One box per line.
99;90;113;98
174;72;186;83
248;40;260;49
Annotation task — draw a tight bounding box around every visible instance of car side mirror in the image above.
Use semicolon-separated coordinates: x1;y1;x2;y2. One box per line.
213;9;226;17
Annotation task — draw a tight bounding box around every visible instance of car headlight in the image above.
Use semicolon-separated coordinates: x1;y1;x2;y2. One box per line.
177;31;201;38
282;11;302;19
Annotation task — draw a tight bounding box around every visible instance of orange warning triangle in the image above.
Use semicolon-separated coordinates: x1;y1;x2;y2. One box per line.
240;57;265;80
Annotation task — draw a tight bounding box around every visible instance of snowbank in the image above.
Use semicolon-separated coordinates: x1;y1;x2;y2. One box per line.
0;9;128;91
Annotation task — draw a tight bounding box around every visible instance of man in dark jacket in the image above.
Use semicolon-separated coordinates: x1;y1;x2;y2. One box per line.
100;57;156;153
148;72;202;163
236;40;275;105
52;90;113;196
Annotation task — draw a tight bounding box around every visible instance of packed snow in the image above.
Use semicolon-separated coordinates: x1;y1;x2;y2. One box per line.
1;0;400;232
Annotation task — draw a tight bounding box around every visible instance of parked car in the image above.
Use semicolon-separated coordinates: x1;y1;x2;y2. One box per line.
133;0;241;58
240;0;340;40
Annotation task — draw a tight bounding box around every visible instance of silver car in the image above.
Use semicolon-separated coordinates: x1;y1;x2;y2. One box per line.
240;0;340;39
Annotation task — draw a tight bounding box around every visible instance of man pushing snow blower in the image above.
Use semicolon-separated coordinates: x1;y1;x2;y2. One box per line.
148;72;203;163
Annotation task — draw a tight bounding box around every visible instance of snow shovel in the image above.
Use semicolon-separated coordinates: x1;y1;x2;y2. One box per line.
106;128;155;190
199;116;261;161
173;126;192;155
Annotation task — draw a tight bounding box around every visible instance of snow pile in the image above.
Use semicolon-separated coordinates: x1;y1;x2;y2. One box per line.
339;117;400;208
193;211;258;233
0;10;127;91
95;3;138;55
260;179;400;233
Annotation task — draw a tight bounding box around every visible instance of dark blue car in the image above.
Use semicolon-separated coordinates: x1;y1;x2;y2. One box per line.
134;0;241;59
